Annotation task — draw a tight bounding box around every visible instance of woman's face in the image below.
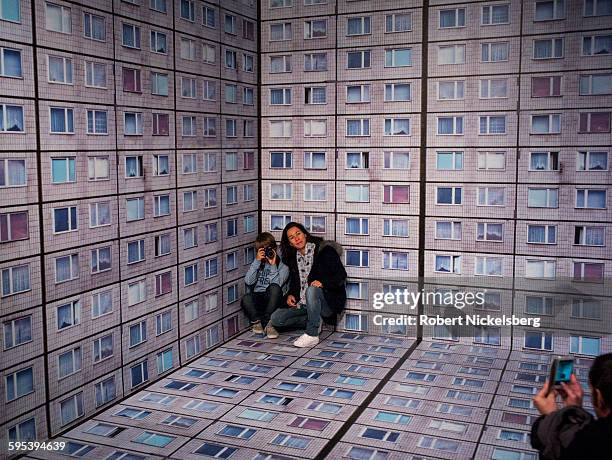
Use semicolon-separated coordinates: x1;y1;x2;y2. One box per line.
287;226;306;251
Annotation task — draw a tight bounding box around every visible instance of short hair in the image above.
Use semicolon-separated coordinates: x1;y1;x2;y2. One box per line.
255;232;277;251
589;353;612;408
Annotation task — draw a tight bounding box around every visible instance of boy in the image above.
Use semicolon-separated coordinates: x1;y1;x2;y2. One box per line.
242;232;289;338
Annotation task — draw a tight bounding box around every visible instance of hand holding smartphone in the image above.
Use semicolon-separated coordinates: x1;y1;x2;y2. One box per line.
547;357;574;395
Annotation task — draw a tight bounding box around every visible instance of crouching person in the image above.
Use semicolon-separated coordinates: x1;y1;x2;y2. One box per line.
270;222;347;348
242;232;289;338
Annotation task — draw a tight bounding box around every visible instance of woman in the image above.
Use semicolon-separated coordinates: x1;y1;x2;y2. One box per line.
269;222;347;347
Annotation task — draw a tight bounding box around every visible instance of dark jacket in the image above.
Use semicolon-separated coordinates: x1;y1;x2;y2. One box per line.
531;406;612;460
284;239;347;323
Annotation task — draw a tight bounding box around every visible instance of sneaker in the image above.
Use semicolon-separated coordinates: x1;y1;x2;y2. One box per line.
251;321;264;334
265;323;279;339
293;333;319;348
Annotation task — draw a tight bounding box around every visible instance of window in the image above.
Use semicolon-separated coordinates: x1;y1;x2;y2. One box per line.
347;50;371;69
304;119;326;137
151;72;168;96
579;112;611;133
574;226;605;246
181;77;196;99
531;114;560;134
93;334;113;362
0;159;26;187
304;151;326;169
49;157;75;184
525;296;554;316
150;0;167;13
205;258;218;278
53;206;77;234
270;120;292;137
482;42;509;62
6;367;33;401
532;76;561;98
49;107;74;134
482;4;510;24
535;0;565;20
179;37;195;60
86;110;108;135
156;311;171;335
134;431;174;448
304;52;327;71
58;348;82;378
270;22;292;41
153;154;169;176
303;215;325;234
347;17;371;37
530;151;559;170
527;224;556;244
581;74;612;97
243;20;254;41
344;218;368;236
570;335;600;356
91;247;111;274
224;13;236;34
203;43;215;63
225;50;237;69
93;377;116;408
305;86;326;104
346;119;370;137
525;259;556;279
46;2;71;33
436;187;462;205
154;233;171;256
573;261;604;282
154;195;170;216
583;35;612;56
204;188;217;208
270;0;292;7
386;13;411;32
385;118;410;136
270;88;291;105
440;8;465;28
435;255;461;274
437;117;463;135
127;279;146;305
571;298;602;320
438;81;464;100
180;0;194;21
155;271;171;296
435;221;462;240
383;251;408;270
0;48;21;78
270;54;291;73
0;104;24;132
479;78;507;99
150;30;166;54
55;254;79;283
1;0;20;22
480;115;506;134
383;185;409;203
385;48;411;67
92;290;112;318
304;19;327;39
585;0;612;16
475;256;503;276
346;250;369;267
533;38;563;58
89;202;111;228
346;184;369;202
122;23;140;48
152;113;169;136
576;189;606;208
436;151;463;170
477;223;504;241
438;44;465;64
126;197;145;222
182;116;196;137
346;151;369;169
3;316;31;349
478;187;505;206
124;112;142;135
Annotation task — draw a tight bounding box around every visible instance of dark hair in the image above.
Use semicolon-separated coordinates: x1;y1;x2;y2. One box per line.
280;222;322;263
589;353;612;408
255;232;277;251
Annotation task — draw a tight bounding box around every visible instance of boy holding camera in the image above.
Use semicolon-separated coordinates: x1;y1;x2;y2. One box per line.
242;232;289;338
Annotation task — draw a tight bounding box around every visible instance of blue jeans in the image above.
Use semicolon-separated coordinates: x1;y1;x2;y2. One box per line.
270;286;333;336
241;283;282;327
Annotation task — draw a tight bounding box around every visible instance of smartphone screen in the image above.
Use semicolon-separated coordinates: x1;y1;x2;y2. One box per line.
553;359;574;384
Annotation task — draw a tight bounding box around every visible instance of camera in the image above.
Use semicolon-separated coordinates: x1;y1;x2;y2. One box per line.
264;247;276;260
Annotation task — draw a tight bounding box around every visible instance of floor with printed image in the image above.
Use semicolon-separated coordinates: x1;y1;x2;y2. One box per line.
23;329;590;460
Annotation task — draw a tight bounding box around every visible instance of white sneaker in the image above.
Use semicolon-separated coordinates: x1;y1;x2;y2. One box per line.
293;333;319;348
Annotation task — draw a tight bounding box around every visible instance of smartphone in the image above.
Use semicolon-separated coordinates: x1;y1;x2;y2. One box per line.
547;357;574;394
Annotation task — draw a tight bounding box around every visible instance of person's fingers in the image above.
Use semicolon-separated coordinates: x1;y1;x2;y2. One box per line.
536;380;549;397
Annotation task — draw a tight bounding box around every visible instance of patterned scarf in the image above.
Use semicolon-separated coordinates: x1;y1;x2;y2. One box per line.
296;242;315;306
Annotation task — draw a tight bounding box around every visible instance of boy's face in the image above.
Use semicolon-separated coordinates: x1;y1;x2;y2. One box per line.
287;227;306;251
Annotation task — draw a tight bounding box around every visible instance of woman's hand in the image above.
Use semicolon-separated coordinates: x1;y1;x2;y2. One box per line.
310;280;323;288
533;380;558;415
286;295;297;308
560;374;584;408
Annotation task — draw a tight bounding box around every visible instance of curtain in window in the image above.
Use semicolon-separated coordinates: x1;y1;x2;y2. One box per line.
5;105;23;131
270;90;284;105
490;43;508;61
586;228;604;246
530;152;548;170
534;40;553;58
125;114;137;134
12;265;30;292
347;121;361;136
438;118;453;134
436;256;450;272
50;108;65;132
531;116;549;133
3;49;21;76
594;36;612;54
439;11;456;28
347;19;361;35
95;112;107;133
528;226;545;243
